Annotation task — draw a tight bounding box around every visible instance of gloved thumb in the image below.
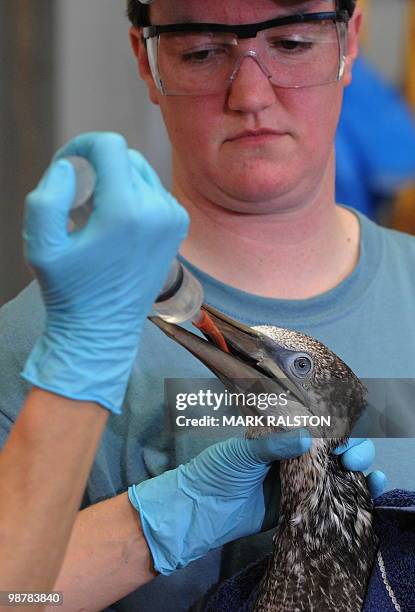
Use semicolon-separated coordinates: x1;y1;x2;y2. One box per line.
128;148;165;192
244;428;312;464
365;470;387;500
24;159;76;265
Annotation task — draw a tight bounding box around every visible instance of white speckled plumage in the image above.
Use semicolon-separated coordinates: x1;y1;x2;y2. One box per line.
150;310;378;612
247;326;377;612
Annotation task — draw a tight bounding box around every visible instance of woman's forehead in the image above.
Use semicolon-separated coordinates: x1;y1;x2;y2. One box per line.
150;0;336;25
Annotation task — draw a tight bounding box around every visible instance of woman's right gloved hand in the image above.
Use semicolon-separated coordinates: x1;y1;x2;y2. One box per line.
128;434;386;577
22;132;189;414
128;431;312;576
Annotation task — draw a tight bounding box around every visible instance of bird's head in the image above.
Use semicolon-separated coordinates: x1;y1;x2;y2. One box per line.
150;304;366;450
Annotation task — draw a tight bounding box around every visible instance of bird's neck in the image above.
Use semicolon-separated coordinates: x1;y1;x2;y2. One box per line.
253;441;377;612
278;440;374;555
280;440;357;551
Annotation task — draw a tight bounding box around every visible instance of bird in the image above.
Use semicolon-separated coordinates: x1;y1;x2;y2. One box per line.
150;304;378;612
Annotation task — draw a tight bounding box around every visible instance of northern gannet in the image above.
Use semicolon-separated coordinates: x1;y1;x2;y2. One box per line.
151;305;377;611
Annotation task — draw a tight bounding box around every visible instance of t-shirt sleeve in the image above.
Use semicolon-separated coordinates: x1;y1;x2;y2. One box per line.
0;282;45;448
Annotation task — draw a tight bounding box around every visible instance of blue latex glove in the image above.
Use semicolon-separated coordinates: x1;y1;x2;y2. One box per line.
22;132;189;413
128;431;386;575
333;438;387;499
129;430;311;575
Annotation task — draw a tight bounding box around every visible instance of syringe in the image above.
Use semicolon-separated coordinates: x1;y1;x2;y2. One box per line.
64;156;229;350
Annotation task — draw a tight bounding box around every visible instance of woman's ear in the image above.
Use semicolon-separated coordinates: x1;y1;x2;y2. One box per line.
342;9;363;87
129;27;160;106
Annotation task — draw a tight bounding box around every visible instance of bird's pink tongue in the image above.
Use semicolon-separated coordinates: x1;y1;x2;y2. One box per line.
193;310;230;353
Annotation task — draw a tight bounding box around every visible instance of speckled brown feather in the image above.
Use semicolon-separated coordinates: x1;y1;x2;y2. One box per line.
149;312;378;611
248;326;377;612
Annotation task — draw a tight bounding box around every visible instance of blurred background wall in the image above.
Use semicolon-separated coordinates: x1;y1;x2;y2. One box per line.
0;0;56;303
1;0;414;304
362;0;409;85
0;0;171;305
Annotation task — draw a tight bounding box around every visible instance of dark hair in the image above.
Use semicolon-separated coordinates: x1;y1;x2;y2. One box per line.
127;1;150;27
126;0;356;28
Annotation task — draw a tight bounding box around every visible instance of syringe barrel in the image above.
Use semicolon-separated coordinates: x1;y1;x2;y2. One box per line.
63;155;203;323
154;261;204;323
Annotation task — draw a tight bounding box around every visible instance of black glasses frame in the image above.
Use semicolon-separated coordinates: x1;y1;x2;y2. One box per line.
143;11;350;40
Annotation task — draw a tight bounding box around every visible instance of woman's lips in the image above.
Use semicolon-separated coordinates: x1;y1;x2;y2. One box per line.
226;129;284;144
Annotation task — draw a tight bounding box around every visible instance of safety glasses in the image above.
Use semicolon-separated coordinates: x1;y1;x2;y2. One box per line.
143;11;350;95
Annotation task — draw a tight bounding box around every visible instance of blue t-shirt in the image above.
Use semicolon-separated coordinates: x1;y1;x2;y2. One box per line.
0;210;414;611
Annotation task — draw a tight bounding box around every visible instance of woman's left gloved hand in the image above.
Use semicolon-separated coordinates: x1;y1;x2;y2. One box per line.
22;132;189;413
128;432;386;575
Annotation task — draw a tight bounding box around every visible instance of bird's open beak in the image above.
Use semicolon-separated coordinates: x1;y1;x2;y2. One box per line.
149;304;314;427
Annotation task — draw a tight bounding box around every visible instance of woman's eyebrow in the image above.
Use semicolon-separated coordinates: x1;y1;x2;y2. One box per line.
158;1;334;26
274;0;333;14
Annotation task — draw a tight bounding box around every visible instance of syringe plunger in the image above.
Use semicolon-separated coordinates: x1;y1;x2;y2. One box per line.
64;156;203;324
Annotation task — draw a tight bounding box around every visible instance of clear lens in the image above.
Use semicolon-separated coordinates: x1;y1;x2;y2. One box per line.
147;20;347;95
151;31;238;95
264;20;344;87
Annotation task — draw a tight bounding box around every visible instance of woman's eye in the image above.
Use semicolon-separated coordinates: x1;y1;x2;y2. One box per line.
182;48;225;63
293;356;312;376
272;39;313;53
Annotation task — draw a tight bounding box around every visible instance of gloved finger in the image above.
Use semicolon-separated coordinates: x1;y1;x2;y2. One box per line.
126;148;188;256
333;438;367;455
245;428;311;464
332;437;367;455
334;438;375;471
23;159;75;265
128;148;165;191
128;148;189;231
55;132;133;209
366;470;387;500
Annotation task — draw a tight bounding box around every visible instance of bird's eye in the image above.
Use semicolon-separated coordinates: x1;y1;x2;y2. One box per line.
292;356;312;377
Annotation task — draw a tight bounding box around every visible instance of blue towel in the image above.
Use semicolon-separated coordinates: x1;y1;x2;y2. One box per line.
363;489;415;611
205;489;415;612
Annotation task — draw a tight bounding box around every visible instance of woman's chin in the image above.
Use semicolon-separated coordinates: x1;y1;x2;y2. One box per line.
217;172;297;211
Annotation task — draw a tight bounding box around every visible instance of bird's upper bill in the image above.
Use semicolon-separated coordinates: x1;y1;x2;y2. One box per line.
149;304;365;439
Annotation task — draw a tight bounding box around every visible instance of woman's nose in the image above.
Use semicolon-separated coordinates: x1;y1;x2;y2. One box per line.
227;53;278;113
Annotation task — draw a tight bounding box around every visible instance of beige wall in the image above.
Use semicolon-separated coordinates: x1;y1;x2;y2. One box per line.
363;0;409;86
55;0;172;185
0;0;55;305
